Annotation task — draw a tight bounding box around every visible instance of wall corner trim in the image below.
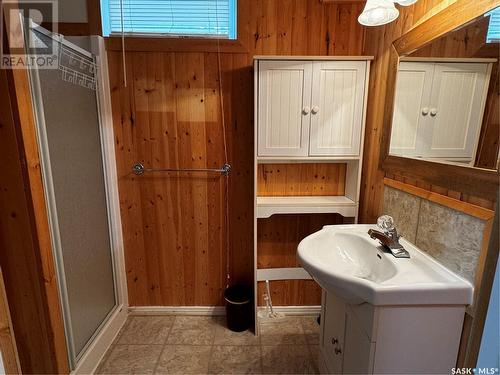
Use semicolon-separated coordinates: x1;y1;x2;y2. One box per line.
383;178;495;221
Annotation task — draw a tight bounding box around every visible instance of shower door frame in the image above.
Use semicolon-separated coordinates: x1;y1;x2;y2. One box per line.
25;22;128;373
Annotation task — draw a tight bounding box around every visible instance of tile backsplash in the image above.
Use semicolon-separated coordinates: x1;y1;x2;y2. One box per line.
383;186;486;283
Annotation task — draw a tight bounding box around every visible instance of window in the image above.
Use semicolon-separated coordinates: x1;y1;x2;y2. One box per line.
101;0;237;39
486;6;500;43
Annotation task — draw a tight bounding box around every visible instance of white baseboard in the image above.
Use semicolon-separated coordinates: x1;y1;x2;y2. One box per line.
72;304;127;375
129;306;227;316
257;305;321;316
129;305;321;316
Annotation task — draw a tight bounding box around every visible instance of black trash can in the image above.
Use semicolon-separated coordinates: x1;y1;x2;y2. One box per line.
224;284;252;332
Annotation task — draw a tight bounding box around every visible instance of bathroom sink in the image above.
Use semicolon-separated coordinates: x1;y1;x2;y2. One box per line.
297;224;473;306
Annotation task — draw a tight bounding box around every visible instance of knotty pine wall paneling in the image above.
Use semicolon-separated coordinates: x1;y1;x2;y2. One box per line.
0;61;69;373
256;213;344;306
108;1;366;306
257;163;347;197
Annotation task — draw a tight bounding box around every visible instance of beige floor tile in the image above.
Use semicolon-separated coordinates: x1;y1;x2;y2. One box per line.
300;316;320;345
214;317;260;345
166;316;218;345
117;316;175;345
96;344;162;374
261;345;317;374
155;345;211;374
209;345;262;374
259;317;306;345
308;345;320;374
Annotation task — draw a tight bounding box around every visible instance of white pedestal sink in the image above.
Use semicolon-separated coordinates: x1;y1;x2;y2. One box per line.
298;224;473;374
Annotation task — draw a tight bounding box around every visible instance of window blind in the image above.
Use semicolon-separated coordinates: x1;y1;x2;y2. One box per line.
486;7;500;43
101;0;237;39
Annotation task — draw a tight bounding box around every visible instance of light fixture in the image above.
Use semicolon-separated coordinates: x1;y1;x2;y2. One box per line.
395;0;418;6
358;0;400;26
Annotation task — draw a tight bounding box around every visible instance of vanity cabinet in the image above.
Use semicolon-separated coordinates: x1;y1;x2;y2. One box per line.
391;61;491;162
319;290;466;374
257;59;368;158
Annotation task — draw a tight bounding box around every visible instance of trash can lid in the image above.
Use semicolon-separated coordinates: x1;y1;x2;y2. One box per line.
224;285;251;304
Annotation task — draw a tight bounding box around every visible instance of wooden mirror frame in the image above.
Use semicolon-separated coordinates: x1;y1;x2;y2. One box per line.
380;0;500;201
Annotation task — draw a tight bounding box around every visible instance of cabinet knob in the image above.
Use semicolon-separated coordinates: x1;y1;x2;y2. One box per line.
335;348;342;355
311;106;320;114
421;107;429;116
430;108;438;117
331;338;338;345
302;106;310;115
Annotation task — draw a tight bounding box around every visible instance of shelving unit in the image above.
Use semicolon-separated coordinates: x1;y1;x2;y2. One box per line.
257;195;357;218
253;56;372;332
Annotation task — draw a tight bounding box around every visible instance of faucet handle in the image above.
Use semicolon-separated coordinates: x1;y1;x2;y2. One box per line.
377;215;395;232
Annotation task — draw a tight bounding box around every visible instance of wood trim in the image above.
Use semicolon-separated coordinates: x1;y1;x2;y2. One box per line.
464;200;499;367
105;37;247;53
379;0;500;201
87;0;102;35
383;178;495;220
5;11;69;374
400;57;498;63
0;270;20;374
382;158;499;202
394;0;500;56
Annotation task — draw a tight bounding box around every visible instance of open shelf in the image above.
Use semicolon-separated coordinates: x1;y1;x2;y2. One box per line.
256;195;357;218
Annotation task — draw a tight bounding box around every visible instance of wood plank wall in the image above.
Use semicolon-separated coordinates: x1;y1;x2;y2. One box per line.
0;66;67;373
359;0;497;224
257;213;344;306
108;0;366;306
257;163;347;197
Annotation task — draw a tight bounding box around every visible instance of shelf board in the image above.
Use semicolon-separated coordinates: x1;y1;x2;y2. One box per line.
257;156;361;163
256;195;357;218
256;267;313;281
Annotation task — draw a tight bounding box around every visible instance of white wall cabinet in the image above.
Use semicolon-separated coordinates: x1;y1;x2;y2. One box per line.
309;61;366;156
319;290;466;374
258;60;312;157
391;61;491;162
257;59;368;158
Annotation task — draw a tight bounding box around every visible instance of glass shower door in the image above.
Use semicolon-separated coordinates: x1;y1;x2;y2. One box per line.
27;25;117;368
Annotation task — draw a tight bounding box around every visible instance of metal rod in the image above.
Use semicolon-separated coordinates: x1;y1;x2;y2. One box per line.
132;162;231;176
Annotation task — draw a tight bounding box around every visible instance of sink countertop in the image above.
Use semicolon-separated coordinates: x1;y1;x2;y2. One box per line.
298;224;473;306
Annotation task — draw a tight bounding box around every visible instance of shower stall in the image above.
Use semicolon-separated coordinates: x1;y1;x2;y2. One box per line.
24;22;127;371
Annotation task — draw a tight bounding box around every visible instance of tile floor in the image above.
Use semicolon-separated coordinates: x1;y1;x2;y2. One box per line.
96;315;320;374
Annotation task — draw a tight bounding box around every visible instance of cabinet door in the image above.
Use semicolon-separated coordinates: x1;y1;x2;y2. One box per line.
309;61;366;156
424;62;489;160
390;62;434;157
342;311;375;374
258;61;312;157
321;291;346;374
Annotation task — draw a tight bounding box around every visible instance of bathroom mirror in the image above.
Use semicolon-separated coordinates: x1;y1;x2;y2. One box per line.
381;2;500;200
389;8;499;170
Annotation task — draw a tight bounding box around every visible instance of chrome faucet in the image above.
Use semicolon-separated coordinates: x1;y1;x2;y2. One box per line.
368;215;410;258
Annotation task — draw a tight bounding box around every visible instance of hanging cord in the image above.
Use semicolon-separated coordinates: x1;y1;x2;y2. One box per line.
214;0;231;289
120;0;127;87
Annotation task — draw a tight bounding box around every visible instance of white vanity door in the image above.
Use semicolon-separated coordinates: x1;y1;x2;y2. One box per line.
309;61;366;156
424;62;489;160
321;291;346;374
257;60;312;157
390;62;434;157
